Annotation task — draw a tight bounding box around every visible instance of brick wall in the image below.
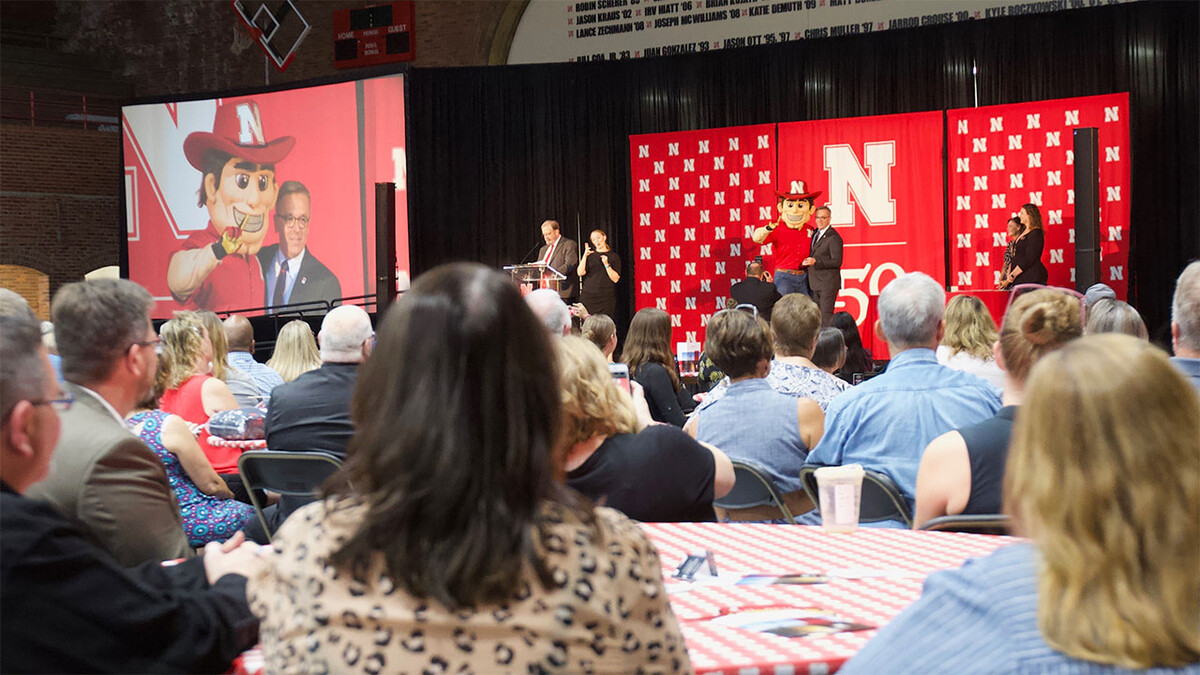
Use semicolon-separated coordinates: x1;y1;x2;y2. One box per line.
0;124;121;296
0;264;50;319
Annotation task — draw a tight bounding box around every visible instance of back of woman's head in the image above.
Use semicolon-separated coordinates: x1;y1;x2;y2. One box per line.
705;309;773;379
942;295;999;360
267;320;320;382
331;263;568;610
1004;334;1199;667
581;314;616;354
198;311;229;380
811;328;847;371
556;335;638;448
1084;298;1148;340
159;311;205;390
623;307;678;387
998;289;1082;384
832;311;873;373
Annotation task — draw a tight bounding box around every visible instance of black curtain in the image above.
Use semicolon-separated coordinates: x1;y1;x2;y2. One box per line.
408;1;1198;336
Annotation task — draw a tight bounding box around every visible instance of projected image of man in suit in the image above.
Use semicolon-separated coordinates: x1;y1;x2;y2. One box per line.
259;181;342;313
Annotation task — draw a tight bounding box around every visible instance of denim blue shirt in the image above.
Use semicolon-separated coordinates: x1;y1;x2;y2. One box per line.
805;348;1001;509
227;351;285;400
841;543;1200;674
1170;356;1200;392
694;378;807;494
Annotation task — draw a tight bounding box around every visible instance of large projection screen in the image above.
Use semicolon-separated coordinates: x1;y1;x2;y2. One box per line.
122;74;408;318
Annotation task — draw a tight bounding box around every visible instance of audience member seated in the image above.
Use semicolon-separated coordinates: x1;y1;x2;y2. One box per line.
223;314;285;400
25;280;193;565
805;273;1001;521
1083;281;1116;307
0;289;263;673
198;310;260;408
696;350;725;392
697;294;849;413
625;307;695;426
832;310;874;382
247;305;374;542
249;263;691;673
686;309;824;499
811;327;847;375
842;335;1199;672
1170;261;1200;390
525;287;572;336
730;261;782;321
936;294;1005;388
265;319;321;382
1085;297;1149;340
913;288;1082;528
158;311;248;501
558;336;733;522
127;355;256;546
581;312;618;361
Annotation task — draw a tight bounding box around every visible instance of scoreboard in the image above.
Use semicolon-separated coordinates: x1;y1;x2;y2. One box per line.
333;1;415;68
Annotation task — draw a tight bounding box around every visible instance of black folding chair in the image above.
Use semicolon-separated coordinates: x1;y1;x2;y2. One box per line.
799;465;914;527
237;450;343;540
714;459;798;523
919;514;1011;535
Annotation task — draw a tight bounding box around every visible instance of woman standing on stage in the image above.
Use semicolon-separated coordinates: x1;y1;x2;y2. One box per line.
1005;204;1048;287
996;217;1023;290
577;228;621;318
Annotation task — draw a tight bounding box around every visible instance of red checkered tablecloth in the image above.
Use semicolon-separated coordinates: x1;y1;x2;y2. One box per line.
231;523;1018;675
644;523;1019;674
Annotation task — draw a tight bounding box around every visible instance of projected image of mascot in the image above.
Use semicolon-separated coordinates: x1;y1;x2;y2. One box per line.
167;100;294;311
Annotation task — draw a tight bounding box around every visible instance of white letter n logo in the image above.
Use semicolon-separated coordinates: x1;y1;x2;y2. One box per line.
236;103;265;145
823;141;897;227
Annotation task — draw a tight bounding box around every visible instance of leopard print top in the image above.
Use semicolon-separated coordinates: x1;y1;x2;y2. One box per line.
248;499;693;674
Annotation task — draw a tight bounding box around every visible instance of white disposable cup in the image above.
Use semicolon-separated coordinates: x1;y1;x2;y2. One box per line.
815;464;865;533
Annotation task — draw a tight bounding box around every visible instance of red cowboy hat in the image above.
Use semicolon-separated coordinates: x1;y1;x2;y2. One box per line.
183;100;295;171
774;179;823;202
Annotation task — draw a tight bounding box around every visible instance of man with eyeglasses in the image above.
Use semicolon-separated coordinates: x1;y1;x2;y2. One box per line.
0;287;263;672
258;180;342;314
25;279;194;565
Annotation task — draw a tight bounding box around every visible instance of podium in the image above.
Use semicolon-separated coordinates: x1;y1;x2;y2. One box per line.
504;262;566;295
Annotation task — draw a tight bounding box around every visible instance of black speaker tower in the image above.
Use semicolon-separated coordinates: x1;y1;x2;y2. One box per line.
375;183;398;309
1073;128;1101;292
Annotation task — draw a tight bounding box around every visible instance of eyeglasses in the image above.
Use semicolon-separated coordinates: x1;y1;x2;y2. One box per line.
733;303;760;319
275;215;310;230
1005;283;1087;325
32;391;74;412
129;337;163;350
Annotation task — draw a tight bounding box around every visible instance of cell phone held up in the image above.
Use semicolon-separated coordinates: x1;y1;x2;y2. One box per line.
608;363;632;394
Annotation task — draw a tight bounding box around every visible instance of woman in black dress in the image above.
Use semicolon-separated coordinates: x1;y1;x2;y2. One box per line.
577;228;621;318
1005;203;1048;286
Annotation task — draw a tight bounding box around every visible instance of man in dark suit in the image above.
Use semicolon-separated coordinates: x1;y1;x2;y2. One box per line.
537;219;580;302
24;280;193;566
803;206;844;327
730;261;783;321
247;304;374;541
258;180;342;314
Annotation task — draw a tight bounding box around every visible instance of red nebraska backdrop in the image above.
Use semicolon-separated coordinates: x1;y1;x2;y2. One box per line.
630;112;944;353
947;94;1130;297
777;111;946;327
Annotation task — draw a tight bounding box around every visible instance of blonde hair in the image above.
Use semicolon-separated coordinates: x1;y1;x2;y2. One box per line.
581;314;616;353
1004;334;1200;667
556;335;638;449
1084;298;1148;340
159;311;206;391
267;320;321;382
999;289;1082;383
942;295;999;360
198;311;230;381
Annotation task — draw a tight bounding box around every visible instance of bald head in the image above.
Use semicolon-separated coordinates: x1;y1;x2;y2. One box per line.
525;289;570;336
223;315;255;353
319;305;374;363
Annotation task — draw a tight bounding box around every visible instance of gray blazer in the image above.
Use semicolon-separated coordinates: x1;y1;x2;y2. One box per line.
807;226;844;293
25;382;192;566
